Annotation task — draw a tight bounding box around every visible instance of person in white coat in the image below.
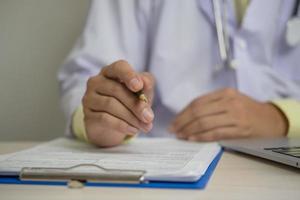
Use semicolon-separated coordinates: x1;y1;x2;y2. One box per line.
58;0;300;147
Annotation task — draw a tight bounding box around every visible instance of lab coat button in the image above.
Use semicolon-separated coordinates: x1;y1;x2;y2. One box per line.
236;38;247;49
230;59;239;69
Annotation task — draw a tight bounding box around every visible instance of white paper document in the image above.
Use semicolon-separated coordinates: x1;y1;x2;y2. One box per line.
0;138;221;182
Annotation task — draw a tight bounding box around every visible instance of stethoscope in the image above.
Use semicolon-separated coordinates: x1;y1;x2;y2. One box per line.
212;0;234;69
212;0;300;70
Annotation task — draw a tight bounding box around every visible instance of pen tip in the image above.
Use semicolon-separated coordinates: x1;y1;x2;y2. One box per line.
139;94;148;103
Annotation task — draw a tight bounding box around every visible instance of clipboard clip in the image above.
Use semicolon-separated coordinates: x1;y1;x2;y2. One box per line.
20;163;147;188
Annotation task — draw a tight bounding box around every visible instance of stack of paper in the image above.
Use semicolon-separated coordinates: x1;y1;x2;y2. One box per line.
0;138;221;183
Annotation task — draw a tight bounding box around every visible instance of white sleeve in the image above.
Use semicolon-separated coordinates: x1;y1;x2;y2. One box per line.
57;0;152;136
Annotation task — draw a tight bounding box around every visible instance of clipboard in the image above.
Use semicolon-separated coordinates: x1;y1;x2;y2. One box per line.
0;150;222;190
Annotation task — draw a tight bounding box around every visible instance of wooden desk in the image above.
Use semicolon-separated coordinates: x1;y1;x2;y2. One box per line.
0;141;299;200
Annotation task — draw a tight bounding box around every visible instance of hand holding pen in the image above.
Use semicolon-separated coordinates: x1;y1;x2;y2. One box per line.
82;60;155;147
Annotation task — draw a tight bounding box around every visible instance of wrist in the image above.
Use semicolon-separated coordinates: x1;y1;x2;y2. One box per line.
72;104;89;142
264;103;288;136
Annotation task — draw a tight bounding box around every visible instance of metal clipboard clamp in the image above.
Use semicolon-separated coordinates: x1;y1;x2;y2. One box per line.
20;163;147;188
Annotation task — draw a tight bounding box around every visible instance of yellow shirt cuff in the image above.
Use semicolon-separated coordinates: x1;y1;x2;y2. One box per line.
272;99;300;138
72;104;89;142
72;104;134;143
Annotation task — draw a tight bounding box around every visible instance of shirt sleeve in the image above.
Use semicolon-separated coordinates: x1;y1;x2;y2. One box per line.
72;104;89;142
272;99;300;138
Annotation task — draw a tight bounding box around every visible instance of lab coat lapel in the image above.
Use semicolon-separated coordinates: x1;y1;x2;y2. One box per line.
197;0;240;37
197;0;215;25
236;0;287;101
197;0;236;25
242;0;282;30
241;0;282;44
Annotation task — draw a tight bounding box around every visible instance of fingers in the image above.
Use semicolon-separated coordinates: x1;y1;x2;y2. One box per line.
177;113;236;139
101;60;143;92
85;111;139;136
88;76;154;124
170;99;227;133
187;126;240;142
83;92;152;132
84;111;139;147
170;88;240;133
170;88;257;142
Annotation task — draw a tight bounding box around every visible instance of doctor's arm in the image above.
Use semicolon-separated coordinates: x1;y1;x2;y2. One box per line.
58;0;154;147
170;31;300;141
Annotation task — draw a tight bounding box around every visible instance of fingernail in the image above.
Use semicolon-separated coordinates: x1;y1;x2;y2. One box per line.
129;78;140;91
176;133;183;138
168;125;175;133
142;123;153;133
127;126;138;134
188;136;197;141
142;108;154;123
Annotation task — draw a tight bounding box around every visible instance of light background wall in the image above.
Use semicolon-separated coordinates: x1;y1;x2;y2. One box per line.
0;0;90;140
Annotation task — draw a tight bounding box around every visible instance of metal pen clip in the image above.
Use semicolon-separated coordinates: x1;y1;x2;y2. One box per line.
20;163;147;188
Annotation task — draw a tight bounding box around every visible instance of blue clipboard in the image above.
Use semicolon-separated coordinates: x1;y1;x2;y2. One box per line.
0;150;222;190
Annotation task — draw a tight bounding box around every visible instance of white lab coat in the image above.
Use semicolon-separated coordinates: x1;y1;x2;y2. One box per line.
58;0;300;138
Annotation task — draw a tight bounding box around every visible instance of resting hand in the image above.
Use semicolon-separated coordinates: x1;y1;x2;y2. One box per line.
169;88;287;141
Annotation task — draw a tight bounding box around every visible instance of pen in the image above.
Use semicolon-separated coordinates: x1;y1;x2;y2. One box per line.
135;90;148;103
